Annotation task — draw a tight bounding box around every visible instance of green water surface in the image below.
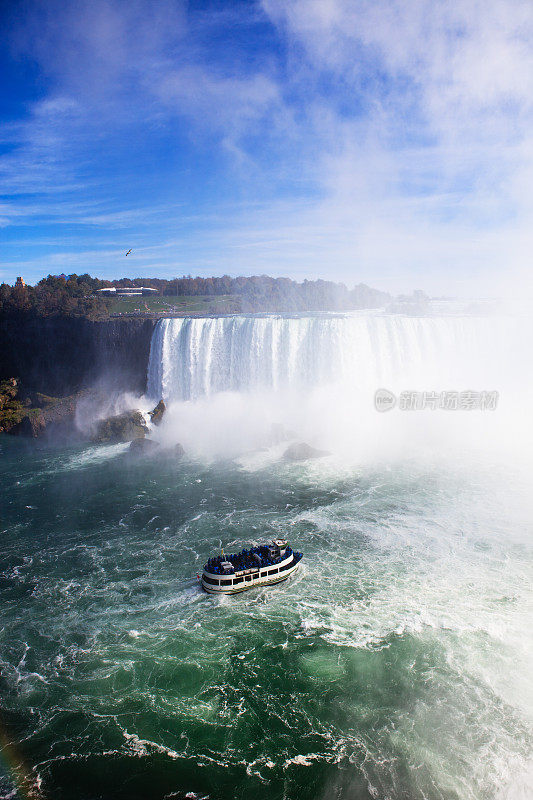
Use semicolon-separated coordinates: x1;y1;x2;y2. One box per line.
0;437;531;800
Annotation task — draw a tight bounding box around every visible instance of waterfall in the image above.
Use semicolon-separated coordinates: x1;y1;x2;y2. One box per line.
146;313;517;402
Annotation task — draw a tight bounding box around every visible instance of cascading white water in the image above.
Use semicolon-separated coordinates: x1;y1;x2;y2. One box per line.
144;312;532;462
146;313;518;402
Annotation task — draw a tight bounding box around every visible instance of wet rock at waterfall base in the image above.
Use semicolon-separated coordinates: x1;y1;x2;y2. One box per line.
149;399;166;426
128;438;160;456
6;383;95;440
9;409;46;437
282;442;331;461
92;410;147;443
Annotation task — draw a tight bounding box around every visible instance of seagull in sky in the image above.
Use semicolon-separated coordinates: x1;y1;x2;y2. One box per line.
125;249;132;256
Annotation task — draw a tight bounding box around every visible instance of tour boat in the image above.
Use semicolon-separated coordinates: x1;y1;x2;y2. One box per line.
201;539;303;594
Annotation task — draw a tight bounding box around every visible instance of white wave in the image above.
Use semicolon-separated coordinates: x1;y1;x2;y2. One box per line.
62;442;130;470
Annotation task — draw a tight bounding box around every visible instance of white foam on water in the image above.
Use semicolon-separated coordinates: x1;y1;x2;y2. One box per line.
62;442;130;469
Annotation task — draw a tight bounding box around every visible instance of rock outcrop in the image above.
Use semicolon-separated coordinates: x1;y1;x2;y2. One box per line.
149;399;166;426
282;442;331;461
9;409;47;438
3;379;92;439
127;439;186;458
128;437;160;456
92;410;148;443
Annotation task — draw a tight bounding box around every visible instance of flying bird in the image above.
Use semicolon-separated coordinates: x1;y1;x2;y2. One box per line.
125;249;132;256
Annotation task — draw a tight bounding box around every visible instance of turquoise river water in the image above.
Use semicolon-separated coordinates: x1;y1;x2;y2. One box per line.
1;313;532;799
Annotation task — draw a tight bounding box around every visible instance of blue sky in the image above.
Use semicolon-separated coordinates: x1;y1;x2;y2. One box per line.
1;0;532;294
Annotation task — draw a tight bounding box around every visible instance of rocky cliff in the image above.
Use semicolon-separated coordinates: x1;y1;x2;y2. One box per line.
0;316;157;396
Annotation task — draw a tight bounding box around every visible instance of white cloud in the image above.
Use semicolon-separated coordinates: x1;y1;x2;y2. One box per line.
152;64;290;156
258;0;533;295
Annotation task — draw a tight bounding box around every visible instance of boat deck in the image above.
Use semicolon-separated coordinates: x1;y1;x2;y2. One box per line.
204;543;295;575
201;542;303;594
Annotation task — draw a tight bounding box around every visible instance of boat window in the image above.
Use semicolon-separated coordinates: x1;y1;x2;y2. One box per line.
220;579;232;586
252;573;259;579
245;575;252;582
233;576;243;584
268;567;278;575
203;576;219;585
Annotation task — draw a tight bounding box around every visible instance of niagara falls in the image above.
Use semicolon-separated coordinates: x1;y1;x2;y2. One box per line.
1;306;532;799
2;1;533;799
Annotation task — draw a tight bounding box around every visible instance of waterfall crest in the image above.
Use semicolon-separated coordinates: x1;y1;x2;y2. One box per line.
146;313;516;402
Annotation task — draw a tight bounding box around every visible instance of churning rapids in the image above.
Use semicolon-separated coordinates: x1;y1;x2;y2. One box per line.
1;311;532;800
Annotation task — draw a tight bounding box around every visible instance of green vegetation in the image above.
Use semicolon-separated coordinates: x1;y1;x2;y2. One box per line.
109;294;241;316
0;274;110;320
0;273;391;320
0;378;91;437
0;378;27;433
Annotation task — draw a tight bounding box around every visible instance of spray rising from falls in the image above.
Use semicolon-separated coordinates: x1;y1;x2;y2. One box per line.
146;314;519;402
144;313;532;461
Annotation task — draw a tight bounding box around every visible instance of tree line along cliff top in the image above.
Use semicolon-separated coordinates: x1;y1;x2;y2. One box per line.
0;273;391;320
